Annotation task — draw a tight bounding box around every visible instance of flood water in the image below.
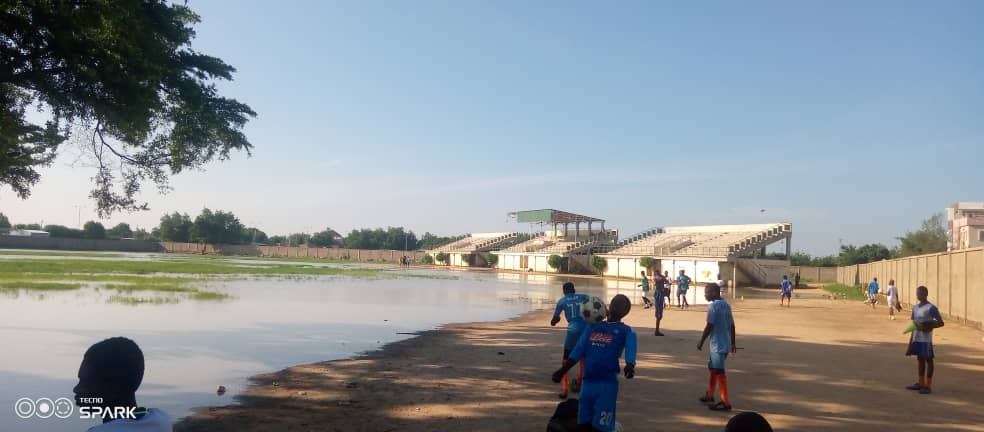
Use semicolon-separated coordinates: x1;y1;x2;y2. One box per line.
0;263;707;431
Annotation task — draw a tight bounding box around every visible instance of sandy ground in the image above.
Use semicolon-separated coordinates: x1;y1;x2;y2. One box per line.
175;287;984;431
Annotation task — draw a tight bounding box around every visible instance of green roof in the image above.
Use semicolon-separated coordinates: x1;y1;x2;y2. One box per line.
515;209;604;224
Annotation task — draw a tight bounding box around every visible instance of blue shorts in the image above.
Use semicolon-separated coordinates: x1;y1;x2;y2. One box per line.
578;379;619;432
708;352;728;370
782;290;791;298
564;326;587;353
908;341;934;359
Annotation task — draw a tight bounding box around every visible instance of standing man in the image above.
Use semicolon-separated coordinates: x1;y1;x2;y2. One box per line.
550;282;590;399
794;272;801;289
698;283;736;411
779;275;793;307
868;277;880;308
677;270;692;309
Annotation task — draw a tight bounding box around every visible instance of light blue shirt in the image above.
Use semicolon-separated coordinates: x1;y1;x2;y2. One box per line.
868;281;879;294
706;299;734;354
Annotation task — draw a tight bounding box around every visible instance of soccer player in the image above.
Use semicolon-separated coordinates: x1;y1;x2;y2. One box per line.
697;283;736;411
73;337;172;431
677;270;691;309
663;271;673;307
867;277;879;308
905;285;944;394
638;270;653;309
653;274;666;336
551;282;590;399
552;294;637;432
779;275;792;307
886;279;900;320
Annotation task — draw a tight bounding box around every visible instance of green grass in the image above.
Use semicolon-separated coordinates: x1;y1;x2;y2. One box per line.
103;283;196;293
0;257;391;277
0;250;125;258
822;283;868;301
107;295;181;305
0;281;83;291
188;291;231;301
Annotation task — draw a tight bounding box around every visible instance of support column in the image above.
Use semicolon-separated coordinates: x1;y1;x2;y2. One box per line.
575;222;580;242
732;262;738;299
588;221;593;239
785;234;791;260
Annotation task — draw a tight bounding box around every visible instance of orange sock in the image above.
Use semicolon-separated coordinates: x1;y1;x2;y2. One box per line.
707;371;717;397
561;360;569;394
918;376;925;387
926;377;933;389
718;374;730;405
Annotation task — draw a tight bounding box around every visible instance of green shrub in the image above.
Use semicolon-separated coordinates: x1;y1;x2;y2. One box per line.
435;252;450;265
484;252;498;267
421;254;434;265
547;254;564;270
638;257;658;272
591;255;607;273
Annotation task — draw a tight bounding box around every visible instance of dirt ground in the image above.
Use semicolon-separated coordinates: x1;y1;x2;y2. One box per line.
176;287;984;431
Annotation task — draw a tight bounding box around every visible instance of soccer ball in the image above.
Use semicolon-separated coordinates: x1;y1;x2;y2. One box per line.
581;296;607;323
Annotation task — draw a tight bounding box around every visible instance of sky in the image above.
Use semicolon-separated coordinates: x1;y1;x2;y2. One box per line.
2;0;982;255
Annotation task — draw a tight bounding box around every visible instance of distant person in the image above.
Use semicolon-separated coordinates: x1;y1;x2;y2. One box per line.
725;412;773;432
698;283;736;411
663;271;673;307
74;337;172;431
652;272;667;337
868;277;880;308
677;270;691;309
638;270;653;309
553;294;637;432
779;275;792;307
905;285;944;394
794;272;801;289
886;279;901;320
551;282;590;399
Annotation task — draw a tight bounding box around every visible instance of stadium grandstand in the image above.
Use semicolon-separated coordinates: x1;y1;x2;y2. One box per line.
492;209;617;273
426;232;522;266
596;223;792;290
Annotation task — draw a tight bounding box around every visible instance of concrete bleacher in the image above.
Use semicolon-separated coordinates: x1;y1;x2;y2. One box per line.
429;232;521;253
607;223;791;258
501;230;616;255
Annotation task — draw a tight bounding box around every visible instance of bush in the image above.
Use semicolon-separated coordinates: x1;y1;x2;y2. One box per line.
460;253;472;266
484;252;498;267
591;255;607;273
548;254;564;271
435;252;450;265
638;257;657;272
421;254;434;265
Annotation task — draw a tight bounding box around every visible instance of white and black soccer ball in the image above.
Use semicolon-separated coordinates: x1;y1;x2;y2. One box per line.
581;296;607;324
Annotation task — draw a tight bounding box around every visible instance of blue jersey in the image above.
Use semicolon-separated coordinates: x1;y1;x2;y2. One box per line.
569;321;637;382
781;279;792;292
868;281;879;294
554;294;590;332
706;299;734;354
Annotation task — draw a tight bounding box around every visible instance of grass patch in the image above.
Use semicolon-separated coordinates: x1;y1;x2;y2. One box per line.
0;250;124;258
822;283;868;301
0;281;83;291
107;295;181;305
188;291;231;301
103;283;196;293
0;257;388;277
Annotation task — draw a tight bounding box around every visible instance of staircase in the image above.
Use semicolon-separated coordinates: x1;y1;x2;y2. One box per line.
735;258;769;287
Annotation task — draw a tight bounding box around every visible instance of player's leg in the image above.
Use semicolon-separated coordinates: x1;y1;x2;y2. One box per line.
577;381;598;430
588;380;618;432
560;348;572;398
921;345;935;394
708;353;731;410
917;356;926;388
653;301;664;336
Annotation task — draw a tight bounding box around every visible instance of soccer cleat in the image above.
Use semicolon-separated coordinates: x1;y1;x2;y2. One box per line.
654;331;665;336
905;383;923;391
558;390;568;399
919;387;932;395
708;401;732;411
699;395;715;404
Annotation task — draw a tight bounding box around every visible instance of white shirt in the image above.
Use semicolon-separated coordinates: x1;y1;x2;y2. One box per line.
886;285;898;299
911;303;941;344
87;408;172;432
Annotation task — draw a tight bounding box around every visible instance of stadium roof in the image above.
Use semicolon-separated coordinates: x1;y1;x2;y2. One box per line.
510;209;604;224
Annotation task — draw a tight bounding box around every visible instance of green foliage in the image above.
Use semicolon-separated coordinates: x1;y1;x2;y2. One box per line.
0;213;9;229
267;235;287;245
155;212;192;242
484;252;498;267
82;221;106;239
435;252;450;264
838;244;892;266
132;228;154;241
190;208;244;244
344;227;418;250
638;257;658;270
43;224;83;238
421;254;435;265
548;254;564;270
1;1;255;215
417;232;467;250
309;228;340;247
591;255;607;273
106;223;133;239
242;227;267;244
896;213;947;258
287;233;311;246
786;251;838;267
459;253;472;266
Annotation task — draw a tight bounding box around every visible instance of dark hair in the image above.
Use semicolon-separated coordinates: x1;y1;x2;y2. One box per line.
725;412;773;432
916;285;928;294
609;294;631;319
562;282;575;294
84;337;145;394
706;283;722;296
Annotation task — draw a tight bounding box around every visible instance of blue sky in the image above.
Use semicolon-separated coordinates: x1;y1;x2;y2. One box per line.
2;0;982;254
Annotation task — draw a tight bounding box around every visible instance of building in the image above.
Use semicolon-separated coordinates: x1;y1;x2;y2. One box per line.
493;209;616;273
7;229;50;238
428;232;522;266
947;202;984;251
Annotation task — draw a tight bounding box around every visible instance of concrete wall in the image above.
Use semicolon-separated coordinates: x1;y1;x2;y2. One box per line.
835;248;984;329
789;266;838;283
0;236;164;252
